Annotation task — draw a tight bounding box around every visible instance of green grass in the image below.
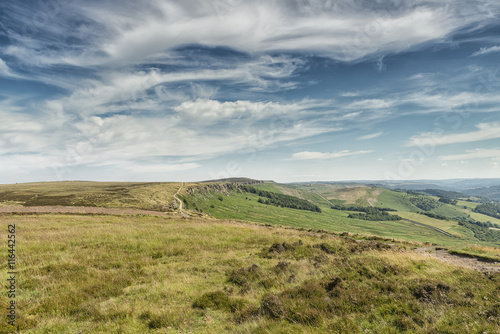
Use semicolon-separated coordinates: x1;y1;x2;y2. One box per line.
429;203;467;219
456;200;479;210
186;188;497;248
376;189;421;212
396;212;472;239
2;214;499;333
457;208;500;226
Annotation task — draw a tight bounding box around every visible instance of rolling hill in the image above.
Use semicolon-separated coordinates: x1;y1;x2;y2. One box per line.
0;180;499;333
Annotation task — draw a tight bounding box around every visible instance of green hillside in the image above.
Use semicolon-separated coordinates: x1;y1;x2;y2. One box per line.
184;183;500;248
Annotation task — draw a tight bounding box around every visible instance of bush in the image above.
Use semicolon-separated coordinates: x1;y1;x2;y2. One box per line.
408;197;440;211
192;291;245;312
227;264;262;288
260;294;286;319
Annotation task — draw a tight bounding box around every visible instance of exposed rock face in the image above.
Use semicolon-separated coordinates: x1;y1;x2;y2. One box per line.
186;180;264;196
167;200;179;210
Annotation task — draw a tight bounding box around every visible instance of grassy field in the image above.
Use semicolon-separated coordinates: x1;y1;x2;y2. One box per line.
456;200;479;210
184;187;499;249
2;214;499;333
294;183;380;206
0;182;184;210
376;190;422;212
2;180;498;249
396;212;473;239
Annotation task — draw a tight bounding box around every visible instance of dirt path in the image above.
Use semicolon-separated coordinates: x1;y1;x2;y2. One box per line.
173;182;190;218
174;182;184;211
415;246;500;273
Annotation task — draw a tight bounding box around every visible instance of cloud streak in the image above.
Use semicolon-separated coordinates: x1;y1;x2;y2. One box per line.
3;0;500;68
358;132;383;140
439;148;500;161
407;123;500;147
1;1;500;182
472;45;500;56
291;150;373;160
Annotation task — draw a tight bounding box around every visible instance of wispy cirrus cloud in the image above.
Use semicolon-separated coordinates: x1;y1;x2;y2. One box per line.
3;0;500;69
0;58;22;79
126;163;201;174
291;150;373;160
439;148;500;161
407;122;500;147
358;132;383;140
471;45;500;56
1;0;500;182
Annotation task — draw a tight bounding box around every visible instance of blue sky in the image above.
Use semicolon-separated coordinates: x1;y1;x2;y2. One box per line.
1;0;500;183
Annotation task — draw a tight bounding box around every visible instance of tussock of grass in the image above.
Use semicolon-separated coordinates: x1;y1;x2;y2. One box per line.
1;214;499;333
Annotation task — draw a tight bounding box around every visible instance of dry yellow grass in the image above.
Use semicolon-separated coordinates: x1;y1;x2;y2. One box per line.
323;186;381;206
0;181;194;211
1;213;499;333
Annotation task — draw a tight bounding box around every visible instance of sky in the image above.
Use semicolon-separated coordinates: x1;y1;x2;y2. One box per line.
1;0;500;183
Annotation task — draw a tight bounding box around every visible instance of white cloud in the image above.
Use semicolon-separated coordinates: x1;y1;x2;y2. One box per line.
126;163;200;174
291;150;373;160
174;98;297;125
341;92;359;97
347;99;394;110
10;98;334;170
5;0;499;68
439;148;500;161
407;122;500;147
0;58;21;79
471;46;500;57
358;132;383;140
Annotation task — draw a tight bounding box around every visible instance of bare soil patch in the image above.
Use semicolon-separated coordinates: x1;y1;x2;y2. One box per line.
415;246;500;273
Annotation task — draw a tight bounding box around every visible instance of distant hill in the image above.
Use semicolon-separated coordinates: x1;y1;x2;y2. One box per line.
199;177;264;183
465;185;500;202
419;189;468;200
349;179;500;194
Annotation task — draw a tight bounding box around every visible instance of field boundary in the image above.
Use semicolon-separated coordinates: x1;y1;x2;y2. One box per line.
402;218;460;239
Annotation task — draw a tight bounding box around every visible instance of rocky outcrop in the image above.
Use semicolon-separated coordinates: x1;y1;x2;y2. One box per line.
186;180;264;196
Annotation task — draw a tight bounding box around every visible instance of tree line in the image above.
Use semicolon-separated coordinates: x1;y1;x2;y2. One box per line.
240;186;322;213
473;202;500;220
456;217;500;243
330;204;401;221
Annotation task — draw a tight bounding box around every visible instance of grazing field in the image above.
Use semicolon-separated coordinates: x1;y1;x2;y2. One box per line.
300;184;379;206
376;189;422;212
184;187;498;248
395;212;472;239
1;214;499;333
456;200;479;210
458;208;500;226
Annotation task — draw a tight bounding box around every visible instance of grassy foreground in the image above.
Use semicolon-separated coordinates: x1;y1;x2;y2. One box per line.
2;214;499;333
